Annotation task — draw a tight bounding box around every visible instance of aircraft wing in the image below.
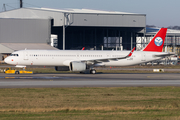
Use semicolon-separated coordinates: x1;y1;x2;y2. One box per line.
81;47;135;64
154;52;175;57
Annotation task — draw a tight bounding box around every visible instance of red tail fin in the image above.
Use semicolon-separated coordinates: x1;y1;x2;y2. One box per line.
143;28;167;52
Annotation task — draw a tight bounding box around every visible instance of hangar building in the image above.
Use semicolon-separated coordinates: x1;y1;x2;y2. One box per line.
0;8;146;61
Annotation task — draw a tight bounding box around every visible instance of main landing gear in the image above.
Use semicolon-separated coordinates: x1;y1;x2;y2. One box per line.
90;69;96;74
80;69;96;74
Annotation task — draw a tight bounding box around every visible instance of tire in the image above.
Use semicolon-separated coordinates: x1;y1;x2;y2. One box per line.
15;71;19;74
90;69;96;74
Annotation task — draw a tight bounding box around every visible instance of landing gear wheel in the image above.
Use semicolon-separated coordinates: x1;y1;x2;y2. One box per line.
15;71;19;74
90;69;96;74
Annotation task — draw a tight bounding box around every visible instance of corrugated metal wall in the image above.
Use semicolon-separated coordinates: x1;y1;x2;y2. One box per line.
0;53;2;61
0;18;51;43
0;44;13;53
0;8;63;26
71;14;145;27
0;8;145;28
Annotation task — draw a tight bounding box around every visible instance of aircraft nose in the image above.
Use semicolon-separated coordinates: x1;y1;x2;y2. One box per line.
4;57;10;64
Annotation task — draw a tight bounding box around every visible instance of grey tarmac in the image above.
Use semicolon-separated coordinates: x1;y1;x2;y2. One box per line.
0;73;179;88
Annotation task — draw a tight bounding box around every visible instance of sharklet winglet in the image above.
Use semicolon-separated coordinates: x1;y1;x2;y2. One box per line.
128;47;135;57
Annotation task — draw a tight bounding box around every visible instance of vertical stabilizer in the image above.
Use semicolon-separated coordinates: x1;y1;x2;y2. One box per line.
143;28;167;52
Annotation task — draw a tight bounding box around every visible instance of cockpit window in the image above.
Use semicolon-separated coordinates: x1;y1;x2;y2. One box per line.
10;54;19;56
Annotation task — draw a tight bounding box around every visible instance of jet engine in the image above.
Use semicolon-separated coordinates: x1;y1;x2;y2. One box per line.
55;62;87;72
70;62;87;71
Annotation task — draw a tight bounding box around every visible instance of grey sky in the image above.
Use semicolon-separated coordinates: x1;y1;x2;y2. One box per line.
0;0;179;27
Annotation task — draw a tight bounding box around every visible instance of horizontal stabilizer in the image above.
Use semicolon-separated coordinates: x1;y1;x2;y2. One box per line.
154;52;175;57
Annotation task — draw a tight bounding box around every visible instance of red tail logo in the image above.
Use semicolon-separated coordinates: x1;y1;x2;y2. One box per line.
143;28;167;52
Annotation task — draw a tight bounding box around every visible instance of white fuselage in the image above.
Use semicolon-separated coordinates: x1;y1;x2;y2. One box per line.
5;50;165;67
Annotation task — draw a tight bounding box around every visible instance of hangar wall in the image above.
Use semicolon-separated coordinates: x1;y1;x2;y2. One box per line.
71;14;145;27
0;44;13;53
0;8;63;26
0;54;2;61
0;18;51;43
0;8;146;28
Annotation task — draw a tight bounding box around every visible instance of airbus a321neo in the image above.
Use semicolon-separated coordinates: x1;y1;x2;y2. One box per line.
5;28;173;74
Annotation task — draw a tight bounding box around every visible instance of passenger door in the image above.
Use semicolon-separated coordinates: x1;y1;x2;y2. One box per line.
24;51;28;60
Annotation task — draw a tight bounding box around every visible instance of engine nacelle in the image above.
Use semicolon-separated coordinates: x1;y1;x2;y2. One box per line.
70;62;87;71
55;66;70;71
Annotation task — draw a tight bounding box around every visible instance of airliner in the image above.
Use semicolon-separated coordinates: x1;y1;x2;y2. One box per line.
4;28;173;74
